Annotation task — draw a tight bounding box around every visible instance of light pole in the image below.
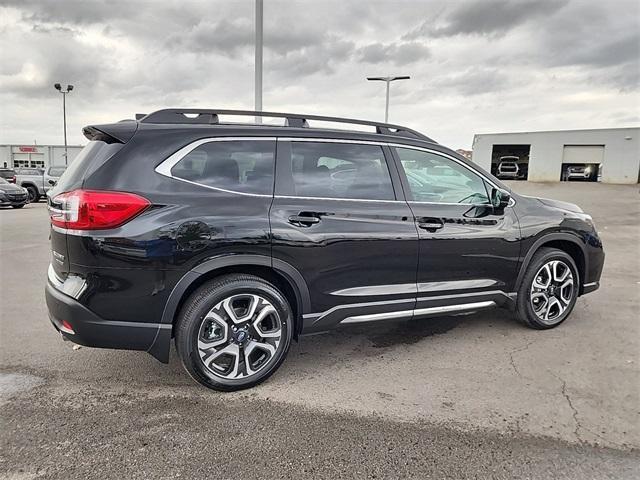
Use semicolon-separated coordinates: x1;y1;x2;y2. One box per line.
255;0;263;123
366;76;410;123
54;83;73;165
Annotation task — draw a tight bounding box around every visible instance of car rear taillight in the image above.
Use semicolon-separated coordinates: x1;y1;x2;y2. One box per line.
49;189;150;230
9;176;16;183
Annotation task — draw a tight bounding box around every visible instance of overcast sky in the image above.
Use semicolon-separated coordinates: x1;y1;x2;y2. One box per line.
0;0;638;149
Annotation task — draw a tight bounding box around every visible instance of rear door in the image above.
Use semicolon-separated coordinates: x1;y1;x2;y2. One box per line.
391;146;521;311
270;139;419;332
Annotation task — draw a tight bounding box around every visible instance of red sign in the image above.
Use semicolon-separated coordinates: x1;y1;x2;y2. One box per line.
19;146;38;153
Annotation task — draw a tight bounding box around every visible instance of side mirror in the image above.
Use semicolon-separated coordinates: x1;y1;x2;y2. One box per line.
48;179;56;185
491;188;511;210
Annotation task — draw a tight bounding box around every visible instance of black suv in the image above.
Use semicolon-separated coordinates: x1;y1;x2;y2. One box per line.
46;109;604;391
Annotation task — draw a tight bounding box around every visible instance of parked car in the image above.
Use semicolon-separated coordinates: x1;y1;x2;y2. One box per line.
15;167;45;202
562;163;598;182
44;166;67;193
0;168;17;183
45;109;605;391
0;177;29;208
496;156;520;179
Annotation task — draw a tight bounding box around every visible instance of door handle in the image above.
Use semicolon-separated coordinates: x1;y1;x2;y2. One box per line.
288;213;321;226
417;218;444;231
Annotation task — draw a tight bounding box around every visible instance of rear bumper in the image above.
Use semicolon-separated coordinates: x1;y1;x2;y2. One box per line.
45;280;171;362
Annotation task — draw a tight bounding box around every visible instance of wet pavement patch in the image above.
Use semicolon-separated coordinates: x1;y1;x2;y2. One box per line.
0;372;45;404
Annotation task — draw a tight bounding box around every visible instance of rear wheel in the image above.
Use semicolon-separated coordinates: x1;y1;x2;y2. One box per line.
25;186;39;203
516;248;579;329
175;274;293;391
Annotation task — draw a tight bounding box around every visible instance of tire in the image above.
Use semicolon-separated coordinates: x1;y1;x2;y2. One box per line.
175;274;293;391
516;247;579;329
25;186;39;203
11;204;25;209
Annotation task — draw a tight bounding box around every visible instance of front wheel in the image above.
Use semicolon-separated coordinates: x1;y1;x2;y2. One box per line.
516;248;579;329
175;274;293;391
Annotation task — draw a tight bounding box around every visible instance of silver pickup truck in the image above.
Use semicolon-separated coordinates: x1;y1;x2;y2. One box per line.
15;166;66;202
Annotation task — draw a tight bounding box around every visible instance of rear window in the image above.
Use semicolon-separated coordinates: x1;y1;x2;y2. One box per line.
0;169;16;178
53;141;123;194
170;140;275;195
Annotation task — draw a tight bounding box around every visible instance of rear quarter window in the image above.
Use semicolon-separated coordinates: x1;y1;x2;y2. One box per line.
169;140;276;195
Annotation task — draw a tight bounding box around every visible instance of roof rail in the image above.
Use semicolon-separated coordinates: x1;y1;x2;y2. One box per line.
137;108;434;142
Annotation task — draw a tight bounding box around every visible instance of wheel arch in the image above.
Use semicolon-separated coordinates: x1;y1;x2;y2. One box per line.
516;233;587;295
20;181;38;191
147;254;310;363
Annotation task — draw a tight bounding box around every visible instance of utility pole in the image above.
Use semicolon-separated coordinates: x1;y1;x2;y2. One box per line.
366;76;410;123
255;0;263;123
54;83;74;165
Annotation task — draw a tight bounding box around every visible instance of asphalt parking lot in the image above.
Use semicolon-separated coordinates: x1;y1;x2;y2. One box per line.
1;182;639;479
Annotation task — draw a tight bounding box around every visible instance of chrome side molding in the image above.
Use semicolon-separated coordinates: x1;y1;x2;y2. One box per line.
340;300;496;325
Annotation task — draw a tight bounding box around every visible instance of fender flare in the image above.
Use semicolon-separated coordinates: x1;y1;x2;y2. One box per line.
161;254;311;325
515;232;588;291
147;254;310;363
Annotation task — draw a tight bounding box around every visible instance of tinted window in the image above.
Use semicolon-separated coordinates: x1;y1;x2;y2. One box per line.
396;148;490;204
289;142;394;200
53;141;123;195
171;140;275;195
0;170;16;178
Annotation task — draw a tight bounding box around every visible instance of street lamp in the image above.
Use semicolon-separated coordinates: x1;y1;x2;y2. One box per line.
255;0;263;123
54;83;74;165
366;76;410;123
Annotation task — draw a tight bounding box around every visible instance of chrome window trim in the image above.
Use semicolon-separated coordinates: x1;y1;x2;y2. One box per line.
274;194;403;204
154;136;277;198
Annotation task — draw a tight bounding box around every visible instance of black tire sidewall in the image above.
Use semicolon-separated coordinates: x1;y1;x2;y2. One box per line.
176;276;293;391
26;186;37;202
517;249;579;329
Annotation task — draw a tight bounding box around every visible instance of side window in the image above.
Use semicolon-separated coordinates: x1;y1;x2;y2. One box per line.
289;142;395;200
395;148;490;204
170;140;275;195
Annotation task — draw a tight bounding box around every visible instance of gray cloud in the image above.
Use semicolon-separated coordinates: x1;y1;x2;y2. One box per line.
358;42;430;66
406;0;569;38
0;0;637;150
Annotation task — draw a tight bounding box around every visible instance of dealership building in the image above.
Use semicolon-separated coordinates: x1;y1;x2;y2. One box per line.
472;127;639;184
0;144;84;170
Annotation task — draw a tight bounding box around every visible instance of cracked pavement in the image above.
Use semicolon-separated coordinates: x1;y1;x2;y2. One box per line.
1;182;639;478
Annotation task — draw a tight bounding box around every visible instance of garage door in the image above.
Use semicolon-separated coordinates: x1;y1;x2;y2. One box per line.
562;145;604;164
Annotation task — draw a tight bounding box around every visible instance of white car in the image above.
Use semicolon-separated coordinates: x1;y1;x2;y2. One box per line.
496;156;520;179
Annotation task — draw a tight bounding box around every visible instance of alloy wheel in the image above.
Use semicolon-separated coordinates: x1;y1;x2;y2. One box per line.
197;293;283;379
530;260;575;324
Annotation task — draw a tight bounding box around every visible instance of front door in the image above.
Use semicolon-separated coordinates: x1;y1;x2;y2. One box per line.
271;139;419;332
391;146;521;312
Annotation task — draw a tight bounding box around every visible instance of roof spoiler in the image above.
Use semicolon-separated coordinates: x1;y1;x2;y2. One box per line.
82;120;138;144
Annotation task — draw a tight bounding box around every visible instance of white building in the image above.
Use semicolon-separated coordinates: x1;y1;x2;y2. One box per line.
472;127;639;184
0;144;84;170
